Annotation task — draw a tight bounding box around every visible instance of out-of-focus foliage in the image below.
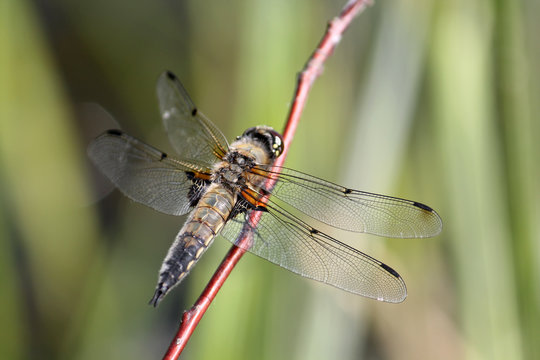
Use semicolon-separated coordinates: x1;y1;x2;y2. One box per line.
1;0;538;359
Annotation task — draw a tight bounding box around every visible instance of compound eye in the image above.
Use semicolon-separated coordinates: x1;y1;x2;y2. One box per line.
241;126;284;158
269;130;284;158
241;127;257;138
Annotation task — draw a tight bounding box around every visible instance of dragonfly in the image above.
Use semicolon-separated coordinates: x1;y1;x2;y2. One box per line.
88;71;442;307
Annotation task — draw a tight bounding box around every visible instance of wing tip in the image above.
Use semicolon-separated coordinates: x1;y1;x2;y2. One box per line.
412;201;444;236
377;263;407;303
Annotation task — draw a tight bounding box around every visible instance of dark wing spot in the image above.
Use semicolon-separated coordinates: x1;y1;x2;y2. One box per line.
413;201;434;212
309;228;320;235
166;71;176;80
185;171;211;207
191;108;198;116
160;152;168;161
106;129;123;136
343;188;352;195
379;263;400;279
228;198;254;220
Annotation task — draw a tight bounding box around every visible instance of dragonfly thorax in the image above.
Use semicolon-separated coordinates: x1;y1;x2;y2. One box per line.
213;151;255;189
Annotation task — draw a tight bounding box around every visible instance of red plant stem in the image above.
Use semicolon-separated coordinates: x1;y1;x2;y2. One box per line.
162;1;371;359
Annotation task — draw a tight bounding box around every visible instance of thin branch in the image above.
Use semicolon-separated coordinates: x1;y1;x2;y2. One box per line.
162;1;372;358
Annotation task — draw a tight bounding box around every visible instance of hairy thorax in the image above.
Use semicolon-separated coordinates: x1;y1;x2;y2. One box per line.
212;137;274;193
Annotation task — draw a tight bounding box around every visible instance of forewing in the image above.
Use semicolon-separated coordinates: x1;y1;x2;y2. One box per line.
254;167;442;238
157;71;229;167
88;129;210;216
221;206;407;303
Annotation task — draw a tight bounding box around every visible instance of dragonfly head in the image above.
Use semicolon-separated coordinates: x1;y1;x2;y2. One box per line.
240;126;284;159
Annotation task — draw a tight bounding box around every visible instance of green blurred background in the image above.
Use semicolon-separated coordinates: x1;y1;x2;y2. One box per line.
1;0;539;359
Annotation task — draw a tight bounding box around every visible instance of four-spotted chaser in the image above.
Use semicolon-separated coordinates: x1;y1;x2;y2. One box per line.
88;71;442;307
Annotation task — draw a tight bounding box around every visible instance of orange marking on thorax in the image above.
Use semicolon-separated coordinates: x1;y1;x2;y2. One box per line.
192;171;212;181
251;167;279;182
241;188;268;209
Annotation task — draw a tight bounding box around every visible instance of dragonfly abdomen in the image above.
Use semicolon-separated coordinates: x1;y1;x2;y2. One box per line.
149;184;235;306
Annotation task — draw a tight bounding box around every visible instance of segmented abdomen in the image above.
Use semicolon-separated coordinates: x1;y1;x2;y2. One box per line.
150;184;235;306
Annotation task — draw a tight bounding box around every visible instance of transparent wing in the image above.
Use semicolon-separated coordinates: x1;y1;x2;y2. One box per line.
253;166;442;238
88;129;211;216
221;206;407;303
157;71;229;167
